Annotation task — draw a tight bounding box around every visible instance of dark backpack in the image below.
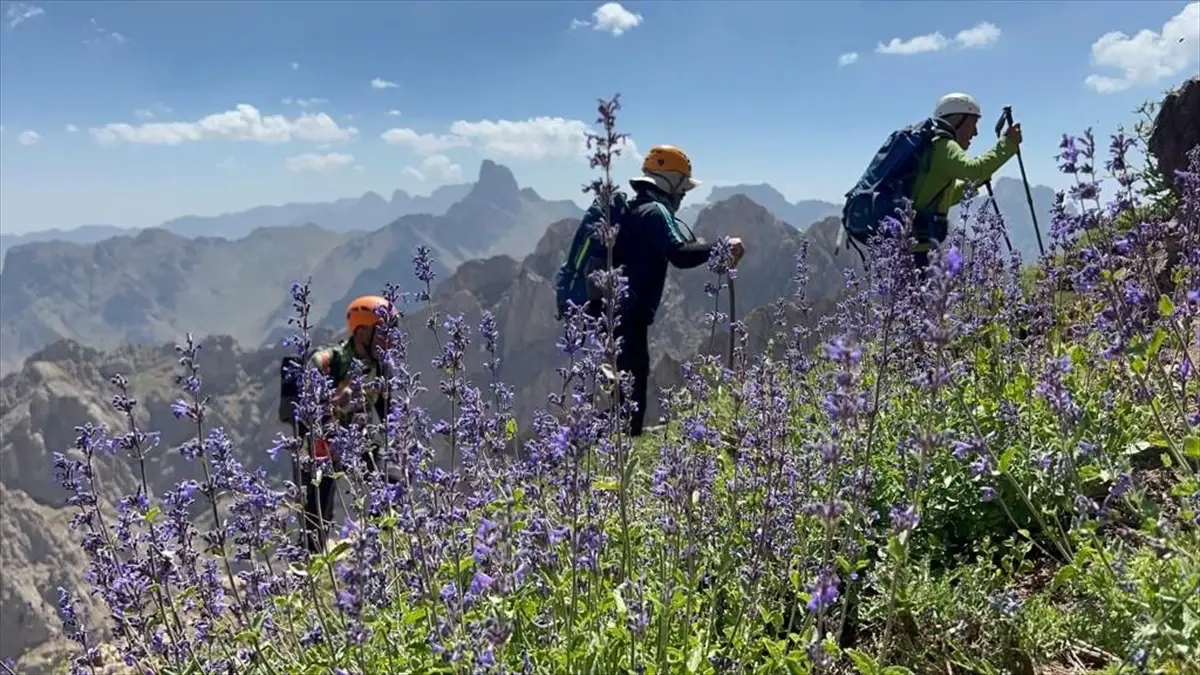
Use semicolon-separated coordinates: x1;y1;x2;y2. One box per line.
841;117;953;250
553;190;631;320
278;348;345;424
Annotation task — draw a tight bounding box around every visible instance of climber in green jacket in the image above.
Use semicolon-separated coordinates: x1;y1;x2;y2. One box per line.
909;93;1023;267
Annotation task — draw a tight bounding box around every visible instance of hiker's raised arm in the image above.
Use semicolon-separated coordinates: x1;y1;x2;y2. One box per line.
934;135;1018;184
650;212;712;269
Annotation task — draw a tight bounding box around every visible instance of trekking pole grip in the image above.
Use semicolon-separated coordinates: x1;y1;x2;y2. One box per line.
994;105;1012;138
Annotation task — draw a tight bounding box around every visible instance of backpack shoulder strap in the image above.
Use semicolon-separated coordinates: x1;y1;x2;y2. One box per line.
328;345;347;386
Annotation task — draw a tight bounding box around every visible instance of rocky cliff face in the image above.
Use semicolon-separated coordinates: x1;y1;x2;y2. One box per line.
1149;74;1200;191
0;333;327;669
0;225;350;376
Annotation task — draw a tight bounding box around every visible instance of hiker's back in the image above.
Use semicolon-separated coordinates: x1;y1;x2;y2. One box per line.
553;190;632;319
278;339;375;425
841;117;953;248
608;191;687;324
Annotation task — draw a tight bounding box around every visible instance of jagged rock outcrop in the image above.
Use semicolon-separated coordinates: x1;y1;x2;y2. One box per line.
0;335;314;668
1149;75;1200;191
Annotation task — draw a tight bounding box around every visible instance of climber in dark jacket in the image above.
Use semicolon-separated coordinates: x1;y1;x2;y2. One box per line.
587;144;744;436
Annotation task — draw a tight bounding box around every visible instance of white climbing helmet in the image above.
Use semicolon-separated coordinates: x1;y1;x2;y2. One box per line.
933;93;981;120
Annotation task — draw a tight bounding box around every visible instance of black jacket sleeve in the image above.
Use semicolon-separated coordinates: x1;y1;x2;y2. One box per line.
644;203;713;269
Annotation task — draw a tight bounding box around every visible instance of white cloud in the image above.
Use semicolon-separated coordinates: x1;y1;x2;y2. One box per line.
65;124;79;132
876;21;1002;55
383;115;640;164
420;154;463;181
572;2;643;36
450;116;614;160
282;96;329;108
290;61;300;70
954;22;1001;49
381;127;471;154
402;166;425;182
285;152;355;173
18;130;41;146
838;52;859;66
386;109;402;117
83;17;125;45
355;164;364;172
6;3;43;29
133;103;172;120
90;104;359;147
371;77;399;90
217;156;238;170
1084;2;1199;94
876;31;948;55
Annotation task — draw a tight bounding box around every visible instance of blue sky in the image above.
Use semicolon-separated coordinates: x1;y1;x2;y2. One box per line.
0;0;1197;234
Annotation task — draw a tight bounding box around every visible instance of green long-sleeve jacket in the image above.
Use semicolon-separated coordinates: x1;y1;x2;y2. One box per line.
909;133;1019;250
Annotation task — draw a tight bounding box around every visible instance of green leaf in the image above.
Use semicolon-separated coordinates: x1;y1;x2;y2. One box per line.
1147;327;1167;359
881;667;916;675
1068;344;1087;366
403;606;427;625
1158;294;1175;317
846;648;879;675
1183;435;1200;460
143;506;162;524
686;643;703;673
999;446;1016;473
504;418;518;441
1051;564;1078;589
613;587;627;615
593;478;620;491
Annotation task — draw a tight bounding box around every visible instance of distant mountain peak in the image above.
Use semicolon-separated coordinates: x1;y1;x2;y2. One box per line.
476;159;520;196
360;190;387;205
709;183;789;204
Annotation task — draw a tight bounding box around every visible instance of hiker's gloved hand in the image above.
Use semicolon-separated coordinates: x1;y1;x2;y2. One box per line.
1005;123;1023;145
333;386;362;419
728;237;745;267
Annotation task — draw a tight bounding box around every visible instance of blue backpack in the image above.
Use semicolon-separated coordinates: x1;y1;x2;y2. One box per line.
841;117;953;249
554;190;631;320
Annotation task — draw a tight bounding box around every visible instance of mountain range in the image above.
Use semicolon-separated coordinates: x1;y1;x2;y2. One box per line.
0;160;582;375
0;183;474;271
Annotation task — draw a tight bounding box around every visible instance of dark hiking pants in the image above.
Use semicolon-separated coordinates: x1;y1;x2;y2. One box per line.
295;429;402;553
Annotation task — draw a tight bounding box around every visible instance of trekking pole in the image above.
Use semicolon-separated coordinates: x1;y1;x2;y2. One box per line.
726;272;737;371
994;105;1046;257
982;180;1016;255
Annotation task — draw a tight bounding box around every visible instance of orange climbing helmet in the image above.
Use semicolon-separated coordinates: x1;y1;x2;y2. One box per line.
346;295;394;335
632;144;700;195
